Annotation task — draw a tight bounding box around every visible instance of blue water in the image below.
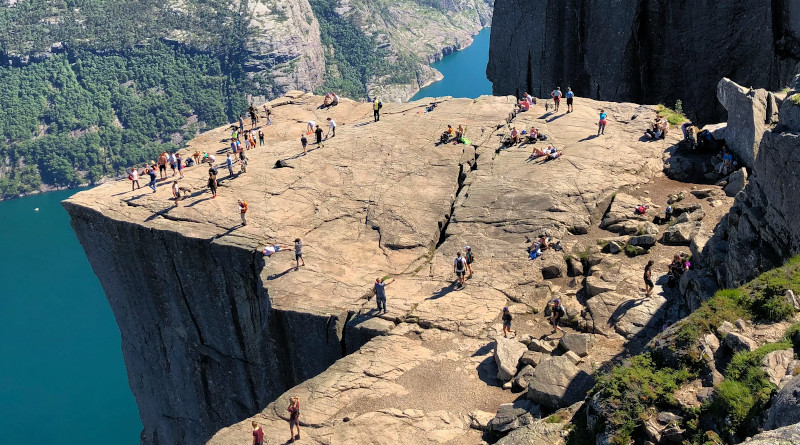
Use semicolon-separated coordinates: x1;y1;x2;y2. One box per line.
410;27;493;101
0;189;141;444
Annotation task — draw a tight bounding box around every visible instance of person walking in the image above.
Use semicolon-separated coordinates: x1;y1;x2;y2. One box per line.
644;260;655;297
598;109;608;135
226;153;235;177
454;252;467;288
239;151;248;174
258;129;265;146
176;153;184;179
314;124;323;145
566;87;574;113
374;276;394;314
238;199;248;226
373;98;382;122
147;167;157;193
288;396;301;442
551;87;562;112
465;246;474;278
502;307;515;338
207;170;218;198
300;133;308;154
326;117;336;138
252;421;264;445
549;298;566;334
266;106;272;125
129;167;140;191
294;238;305;269
171;180;180;206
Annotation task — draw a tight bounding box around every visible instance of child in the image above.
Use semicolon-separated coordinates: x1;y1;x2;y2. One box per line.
502;307;515;338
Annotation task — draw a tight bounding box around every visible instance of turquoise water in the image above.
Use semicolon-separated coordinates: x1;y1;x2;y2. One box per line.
410;27;493;101
0;189;141;444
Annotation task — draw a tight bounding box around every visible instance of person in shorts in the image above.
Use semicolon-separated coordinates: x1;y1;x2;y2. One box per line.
644;260;655;297
549;299;566;334
566;87;574;112
551;87;562;112
465;246;474;278
294;238;305;269
454;252;467;288
288;396;301;442
502;307;515;338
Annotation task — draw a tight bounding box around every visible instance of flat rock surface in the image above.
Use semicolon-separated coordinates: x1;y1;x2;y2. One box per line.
65;93;683;444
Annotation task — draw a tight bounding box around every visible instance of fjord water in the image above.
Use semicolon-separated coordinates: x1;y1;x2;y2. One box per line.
0;27;491;445
0;189;141;444
410;27;493;100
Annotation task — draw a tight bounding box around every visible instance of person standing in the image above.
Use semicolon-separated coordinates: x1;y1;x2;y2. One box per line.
300;133;308;154
157;152;168;179
258;129;265;146
238;199;248;226
288;397;301;442
129;167;140;191
598;109;608;135
644;260;655;297
326;117;336;138
171;181;180;206
549;299;566;334
566;87;574;113
208;170;218;198
252;421;264;445
238;114;244;133
168;152;177;177
374;276;394;314
239;151;248;174
226;153;235;177
551;87;562;112
314;125;323;145
266;106;272;125
176;153;184;179
454;252;467;288
294;238;305;269
502;307;515;338
147;167;157;193
373;98;382;122
465;246;474;278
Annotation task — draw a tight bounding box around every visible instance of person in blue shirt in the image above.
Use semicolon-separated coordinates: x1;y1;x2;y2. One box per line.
566;87;575;113
598;109;608;136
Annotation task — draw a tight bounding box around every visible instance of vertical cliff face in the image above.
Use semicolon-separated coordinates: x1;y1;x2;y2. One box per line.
488;0;800;124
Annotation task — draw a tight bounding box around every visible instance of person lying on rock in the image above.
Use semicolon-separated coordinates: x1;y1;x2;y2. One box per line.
261;244;294;257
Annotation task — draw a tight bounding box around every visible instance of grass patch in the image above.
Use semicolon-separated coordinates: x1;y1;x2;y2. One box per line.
545;413;564;423
790;93;800;106
657;102;689;126
624;243;644;257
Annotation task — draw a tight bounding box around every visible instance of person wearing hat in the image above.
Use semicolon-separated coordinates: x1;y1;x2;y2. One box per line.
502;307;515;338
549;299;566;334
464;246;474;278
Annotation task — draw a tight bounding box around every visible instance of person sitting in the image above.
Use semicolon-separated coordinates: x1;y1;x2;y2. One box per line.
668;254;685;287
510;127;520;145
517;97;531;112
718;148;734;175
528;242;542;260
527;127;539;143
323;93;332;108
331;93;340;106
454;125;466;143
524;91;536;105
635;204;650;215
439;130;450;145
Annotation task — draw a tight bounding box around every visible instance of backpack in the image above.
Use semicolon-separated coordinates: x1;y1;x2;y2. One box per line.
241;201;248;212
378;101;383;109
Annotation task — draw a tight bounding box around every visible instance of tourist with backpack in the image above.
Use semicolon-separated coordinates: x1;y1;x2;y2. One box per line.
373;98;382;122
465;246;474;278
598;109;608;135
454;252;467;288
549;299;566;334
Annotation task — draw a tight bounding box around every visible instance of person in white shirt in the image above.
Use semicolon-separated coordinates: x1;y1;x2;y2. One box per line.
307;120;316;134
262;244;293;257
326;117;336;138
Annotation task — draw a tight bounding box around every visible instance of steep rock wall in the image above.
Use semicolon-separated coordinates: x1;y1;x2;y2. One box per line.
62;202;362;444
487;0;800;124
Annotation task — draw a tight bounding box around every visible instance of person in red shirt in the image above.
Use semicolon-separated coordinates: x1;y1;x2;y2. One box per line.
252;421;264;445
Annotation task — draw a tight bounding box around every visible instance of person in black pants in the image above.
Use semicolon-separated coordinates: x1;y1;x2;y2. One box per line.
314;125;323;145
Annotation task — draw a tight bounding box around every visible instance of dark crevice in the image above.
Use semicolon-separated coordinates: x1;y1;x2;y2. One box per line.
340;311;354;358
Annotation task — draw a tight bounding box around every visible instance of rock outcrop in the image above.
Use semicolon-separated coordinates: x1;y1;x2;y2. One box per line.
487;0;800;123
766;374;800;431
64;92;680;443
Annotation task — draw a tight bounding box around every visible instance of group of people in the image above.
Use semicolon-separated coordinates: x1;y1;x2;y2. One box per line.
439;124;468;144
251;396;300;444
303;117;337;151
645;115;670;140
261;238;306;270
549;87;575;113
322;92;340;108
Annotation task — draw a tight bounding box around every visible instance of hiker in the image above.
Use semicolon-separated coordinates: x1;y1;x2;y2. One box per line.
718;148;734;175
373;98;382;122
314;125;323;145
262;243;293;257
176;154;184;179
239;151;248;174
207;170;217;198
171;181;180;206
502;307;515;338
374;276;394;314
129;167;140;191
249;107;257;127
644;260;655;297
238;199;248;226
465;246;474;277
661;205;673;224
566;87;575;112
244;135;251;150
147;167;157;193
252;421;264;445
598;109;608;135
168;152;177;177
326;117;336;138
454;252;467;288
288;396;301;442
238;114;244;132
258;129;265;147
226;153;235;177
549;299;566;334
158;152;168;179
668;255;684;287
301;133;308;154
551;87;562;112
249;132;256;149
510;127;520;145
294;238;305;269
263;104;272;125
528;242;541;260
307;120;316;134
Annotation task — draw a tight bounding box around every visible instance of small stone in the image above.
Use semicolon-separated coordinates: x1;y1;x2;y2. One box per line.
528;339;557;354
519;350;543;367
559;333;595;357
563;350;582;365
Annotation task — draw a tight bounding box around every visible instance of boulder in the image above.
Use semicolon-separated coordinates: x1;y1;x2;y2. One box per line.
672;202;702;216
494;337;528;381
629;234;657;247
559;333;595;357
600;193;647;231
785;289;800;311
662;222;702;245
527;339;557;354
724;332;758;353
585;275;617;297
762;349;794;386
675;209;706;224
724;169;747;197
718;320;736;337
765;374;800;430
513;365;537;390
608;240;623;254
519;351;543;367
527;356;593;410
690;189;714;199
469;410;495;431
487;400;540;434
586;291;667;339
717;78;772;169
745;422;800;444
540;251;567;279
562;350;582;365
